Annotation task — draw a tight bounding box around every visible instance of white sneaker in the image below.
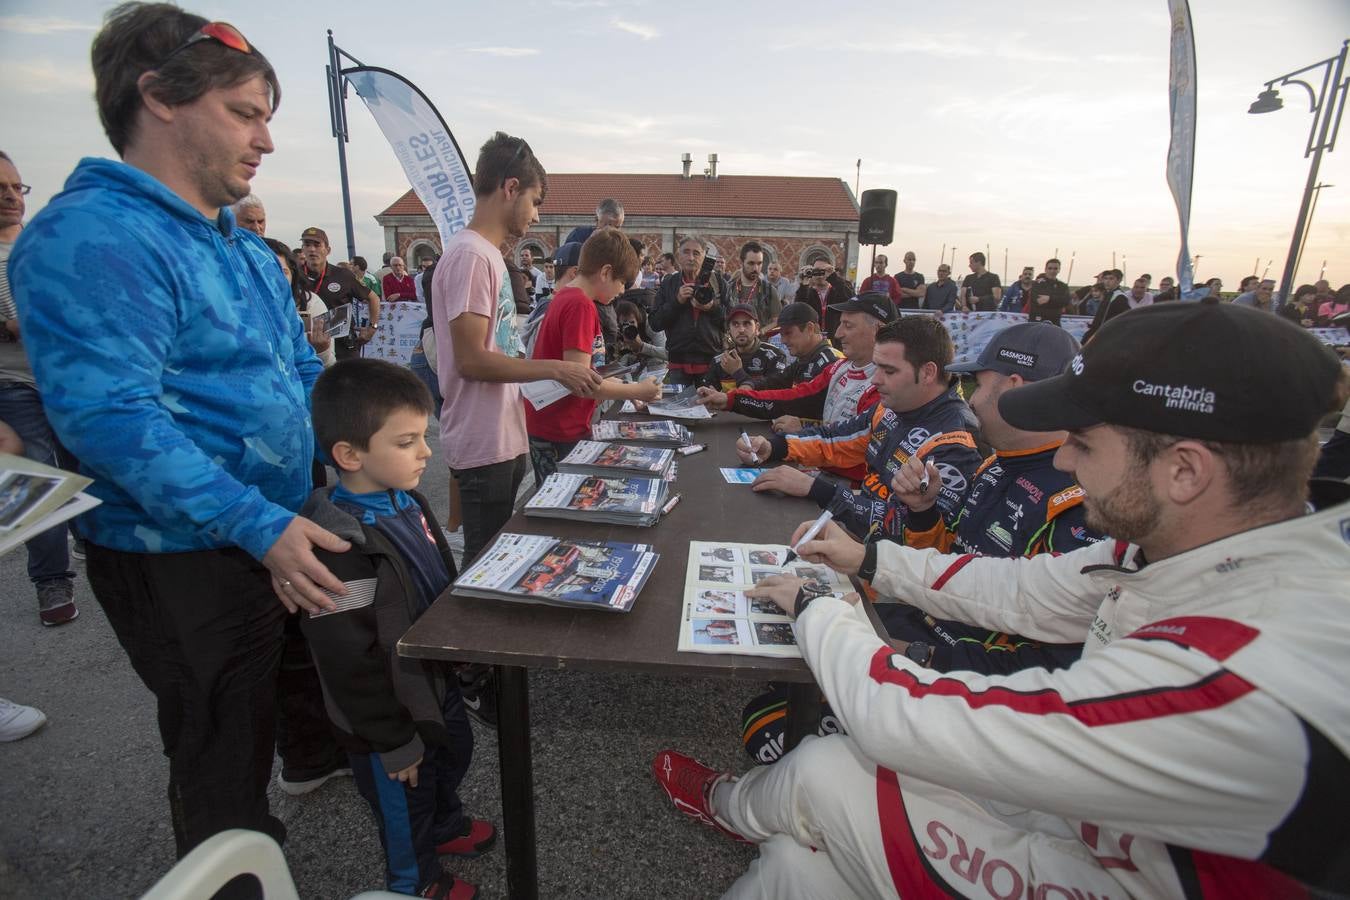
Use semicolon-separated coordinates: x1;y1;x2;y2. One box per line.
0;698;48;742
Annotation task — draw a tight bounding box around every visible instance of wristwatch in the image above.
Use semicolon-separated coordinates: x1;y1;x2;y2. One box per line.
904;641;935;667
793;583;835;619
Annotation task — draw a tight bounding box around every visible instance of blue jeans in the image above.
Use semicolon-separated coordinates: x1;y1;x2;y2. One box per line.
408;344;443;420
0;380;74;585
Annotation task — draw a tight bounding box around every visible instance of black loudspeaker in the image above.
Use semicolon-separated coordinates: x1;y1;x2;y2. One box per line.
859;189;897;245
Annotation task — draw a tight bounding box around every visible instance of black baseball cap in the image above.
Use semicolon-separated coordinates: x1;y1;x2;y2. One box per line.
829;291;898;324
947;321;1081;382
778;302;819;329
999;303;1343;443
728;303;758;322
299;227;329;245
551;242;582;269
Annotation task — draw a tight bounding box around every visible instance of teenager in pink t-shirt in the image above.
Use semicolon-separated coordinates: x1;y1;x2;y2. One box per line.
524;228;662;481
430;133;601;567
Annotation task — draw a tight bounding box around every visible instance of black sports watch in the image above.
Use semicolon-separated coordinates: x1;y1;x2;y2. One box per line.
904;641;935;667
793;583;834;619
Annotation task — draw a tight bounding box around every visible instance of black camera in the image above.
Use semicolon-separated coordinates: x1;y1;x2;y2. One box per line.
803;267;826;279
621;323;641;341
693;255;717;304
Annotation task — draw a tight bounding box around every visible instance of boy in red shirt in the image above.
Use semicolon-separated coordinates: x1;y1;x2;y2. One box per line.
525;228;662;480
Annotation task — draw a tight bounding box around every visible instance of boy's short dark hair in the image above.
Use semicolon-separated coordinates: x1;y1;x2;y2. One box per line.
92;2;281;156
875;316;954;377
351;256;368;272
969;252;986;266
578;227;640;284
472;131;547;199
313;359;433;456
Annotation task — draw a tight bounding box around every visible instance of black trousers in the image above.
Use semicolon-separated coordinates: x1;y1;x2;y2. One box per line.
87;542;289;857
451;453;528;565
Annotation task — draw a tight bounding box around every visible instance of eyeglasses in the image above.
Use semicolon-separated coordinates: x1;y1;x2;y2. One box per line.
501;139;532;189
0;182;31;196
160;21;252;67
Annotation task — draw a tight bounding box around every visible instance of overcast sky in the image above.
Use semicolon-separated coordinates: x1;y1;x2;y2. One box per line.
3;0;1348;286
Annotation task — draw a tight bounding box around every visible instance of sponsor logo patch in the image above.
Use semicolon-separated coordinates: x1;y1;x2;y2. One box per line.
1070;353;1084;375
1132;379;1216;414
997;347;1037;368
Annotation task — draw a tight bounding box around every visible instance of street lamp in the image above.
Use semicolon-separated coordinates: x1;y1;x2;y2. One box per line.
1248;39;1348;305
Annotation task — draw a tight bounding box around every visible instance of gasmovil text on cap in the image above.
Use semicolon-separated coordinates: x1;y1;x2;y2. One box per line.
1132;380;1216;413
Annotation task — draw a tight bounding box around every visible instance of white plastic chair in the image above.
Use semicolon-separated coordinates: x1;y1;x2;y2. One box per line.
140;829;405;900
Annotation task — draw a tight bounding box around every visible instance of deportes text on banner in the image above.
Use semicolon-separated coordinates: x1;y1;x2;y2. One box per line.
344;67;476;250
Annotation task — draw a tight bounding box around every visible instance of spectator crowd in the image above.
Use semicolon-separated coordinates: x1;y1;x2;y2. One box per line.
1;4;1348;900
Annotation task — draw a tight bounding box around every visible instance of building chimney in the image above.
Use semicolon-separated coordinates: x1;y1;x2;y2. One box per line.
707;153;718;180
681;153;692;179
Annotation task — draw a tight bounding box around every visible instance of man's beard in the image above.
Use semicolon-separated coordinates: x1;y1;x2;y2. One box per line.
1083;466;1162;543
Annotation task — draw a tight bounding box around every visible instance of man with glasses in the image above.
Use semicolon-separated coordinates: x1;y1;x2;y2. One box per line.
9;4;365;877
1026;257;1072;325
922;262;959;313
0;151;79;627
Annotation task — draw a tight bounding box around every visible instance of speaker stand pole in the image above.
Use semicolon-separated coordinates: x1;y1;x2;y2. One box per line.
869;244;876;280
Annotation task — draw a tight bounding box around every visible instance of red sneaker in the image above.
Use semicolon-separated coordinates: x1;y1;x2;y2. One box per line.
419;873;477;900
435;818;497;858
651;750;750;844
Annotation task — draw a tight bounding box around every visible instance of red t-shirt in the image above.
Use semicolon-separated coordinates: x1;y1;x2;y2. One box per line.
524;286;605;442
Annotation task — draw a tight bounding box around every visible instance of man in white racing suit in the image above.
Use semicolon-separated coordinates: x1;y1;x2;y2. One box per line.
653;301;1350;899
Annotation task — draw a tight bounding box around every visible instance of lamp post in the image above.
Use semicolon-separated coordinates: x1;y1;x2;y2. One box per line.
1248;39;1349;305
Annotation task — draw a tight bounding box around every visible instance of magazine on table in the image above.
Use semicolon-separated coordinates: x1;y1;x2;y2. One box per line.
640;384;713;420
558;440;675;478
0;454;100;558
677;541;854;658
591;419;692;446
454;532;659;612
525;473;668;526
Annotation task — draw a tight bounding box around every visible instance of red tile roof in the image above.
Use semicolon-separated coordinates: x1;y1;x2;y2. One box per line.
378;174;859;221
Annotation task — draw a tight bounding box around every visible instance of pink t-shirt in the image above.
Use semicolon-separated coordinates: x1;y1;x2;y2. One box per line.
432;229;527;470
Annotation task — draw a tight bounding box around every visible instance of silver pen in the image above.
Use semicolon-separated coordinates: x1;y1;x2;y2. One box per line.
784;509;835;564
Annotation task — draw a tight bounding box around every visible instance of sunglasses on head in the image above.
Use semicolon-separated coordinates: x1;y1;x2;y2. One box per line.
160;21;252;67
501;139;532;189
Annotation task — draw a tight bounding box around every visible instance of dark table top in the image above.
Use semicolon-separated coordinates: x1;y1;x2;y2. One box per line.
399;412;824;682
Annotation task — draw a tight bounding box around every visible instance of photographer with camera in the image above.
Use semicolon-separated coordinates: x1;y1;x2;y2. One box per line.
794;258;852;342
705;304;787;390
650;234;731;386
612;298;668;371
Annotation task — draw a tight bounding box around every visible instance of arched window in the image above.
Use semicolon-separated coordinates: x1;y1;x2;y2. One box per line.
516;239;549;266
405;240;439;267
799;245;836;269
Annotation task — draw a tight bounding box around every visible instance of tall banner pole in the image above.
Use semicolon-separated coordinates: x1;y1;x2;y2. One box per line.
327;30;358;260
1166;0;1198;294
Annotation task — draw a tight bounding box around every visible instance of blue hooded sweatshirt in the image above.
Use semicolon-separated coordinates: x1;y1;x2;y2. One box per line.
9;158;323;561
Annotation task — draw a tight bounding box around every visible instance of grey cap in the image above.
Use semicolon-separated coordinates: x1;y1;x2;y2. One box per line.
946;321;1081;381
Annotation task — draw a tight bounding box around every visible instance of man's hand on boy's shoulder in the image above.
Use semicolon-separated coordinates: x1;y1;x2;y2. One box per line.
263;516;354;614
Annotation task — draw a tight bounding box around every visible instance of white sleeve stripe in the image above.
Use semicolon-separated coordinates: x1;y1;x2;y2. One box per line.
307;578;378;617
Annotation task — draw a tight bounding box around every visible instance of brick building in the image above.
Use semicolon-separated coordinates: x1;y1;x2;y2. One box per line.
375;164;862;280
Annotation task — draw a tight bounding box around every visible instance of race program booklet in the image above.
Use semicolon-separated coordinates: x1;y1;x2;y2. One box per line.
677;541;853;658
524;473;668;527
454;533;659;613
558;440;675;478
591;419;692;446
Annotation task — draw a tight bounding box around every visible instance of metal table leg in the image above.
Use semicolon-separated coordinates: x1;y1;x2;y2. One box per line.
494;664;537;900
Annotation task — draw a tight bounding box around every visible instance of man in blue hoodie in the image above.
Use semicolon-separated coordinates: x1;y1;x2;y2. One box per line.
9;3;353;867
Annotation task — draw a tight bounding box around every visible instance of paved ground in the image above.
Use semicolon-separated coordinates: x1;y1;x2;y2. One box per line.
0;424;770;899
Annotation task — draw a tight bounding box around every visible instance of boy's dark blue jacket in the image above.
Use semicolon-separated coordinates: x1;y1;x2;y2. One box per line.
298;486;458;774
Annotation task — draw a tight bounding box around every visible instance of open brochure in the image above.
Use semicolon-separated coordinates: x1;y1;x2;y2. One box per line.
525;473;668;526
454;532;659;612
0;454;100;557
591;419;692;446
312;303;352;339
646;384;714;420
520;379;571;410
558;440;675;478
677;541;854;657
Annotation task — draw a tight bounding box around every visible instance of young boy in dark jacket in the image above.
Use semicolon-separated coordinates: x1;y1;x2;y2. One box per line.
305;358;494;899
